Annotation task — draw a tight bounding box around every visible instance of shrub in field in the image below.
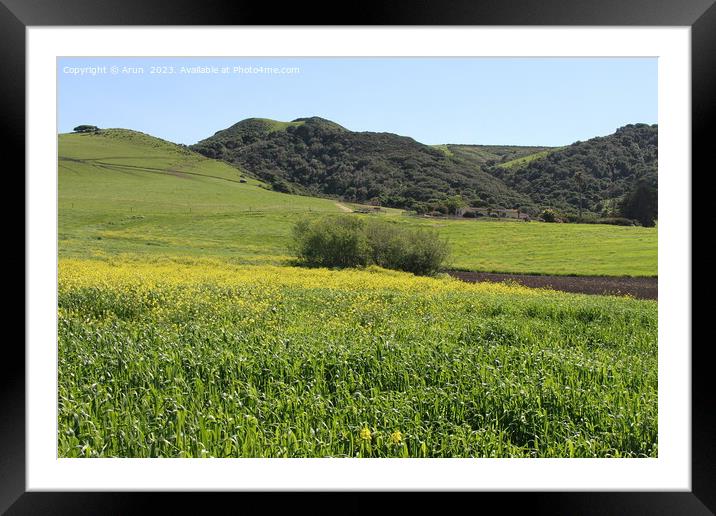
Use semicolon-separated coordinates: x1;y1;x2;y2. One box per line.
366;220;450;276
364;219;406;269
393;226;451;276
292;215;450;275
540;208;560;222
291;216;370;268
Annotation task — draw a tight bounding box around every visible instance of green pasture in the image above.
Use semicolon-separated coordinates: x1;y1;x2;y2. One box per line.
59;130;656;276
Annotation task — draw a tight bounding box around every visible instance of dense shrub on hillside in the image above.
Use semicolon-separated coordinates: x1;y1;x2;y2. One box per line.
486;123;658;217
562;214;583;223
291;215;450;275
540;208;560;223
619;180;657;227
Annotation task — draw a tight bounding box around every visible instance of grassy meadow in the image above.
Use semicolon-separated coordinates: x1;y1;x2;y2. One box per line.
59;131;657;276
57;130;658;458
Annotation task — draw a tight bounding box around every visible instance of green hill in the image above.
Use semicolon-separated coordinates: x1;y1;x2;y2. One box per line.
59;129;343;261
191;117;656;218
486;123;658;216
190;117;533;210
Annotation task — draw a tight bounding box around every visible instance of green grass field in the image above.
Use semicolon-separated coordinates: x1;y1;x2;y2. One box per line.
58;259;657;458
59;130;341;263
411;218;656;276
57;130;658;458
59;131;656;276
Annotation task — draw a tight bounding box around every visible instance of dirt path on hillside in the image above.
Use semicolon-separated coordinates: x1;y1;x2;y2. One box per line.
335;202;353;212
447;271;657;300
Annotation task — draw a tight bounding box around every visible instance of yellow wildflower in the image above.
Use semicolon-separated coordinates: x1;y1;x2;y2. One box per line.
359;427;372;441
390;431;402;445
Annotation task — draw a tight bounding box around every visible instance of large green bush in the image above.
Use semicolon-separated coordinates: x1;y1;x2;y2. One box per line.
291;216;370;268
540;208;560;222
292;215;450;275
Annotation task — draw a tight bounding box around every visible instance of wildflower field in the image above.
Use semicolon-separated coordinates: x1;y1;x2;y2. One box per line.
58;258;658;458
57;130;659;458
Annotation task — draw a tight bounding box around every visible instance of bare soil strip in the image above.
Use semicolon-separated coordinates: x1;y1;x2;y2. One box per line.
447;271;657;300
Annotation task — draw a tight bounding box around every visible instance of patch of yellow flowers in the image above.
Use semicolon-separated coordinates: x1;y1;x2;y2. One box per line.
358;428;402;445
360;427;372;441
58;256;544;297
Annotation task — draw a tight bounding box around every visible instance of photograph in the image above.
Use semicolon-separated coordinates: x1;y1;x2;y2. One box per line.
56;56;659;459
6;4;708;509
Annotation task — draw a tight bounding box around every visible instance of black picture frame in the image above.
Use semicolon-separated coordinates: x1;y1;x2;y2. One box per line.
5;0;712;513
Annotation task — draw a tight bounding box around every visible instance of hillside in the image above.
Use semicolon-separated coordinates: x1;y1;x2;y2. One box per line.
443;144;555;168
486;123;658;216
191;117;533;210
58;127;657;276
58;129;344;261
191;117;657;217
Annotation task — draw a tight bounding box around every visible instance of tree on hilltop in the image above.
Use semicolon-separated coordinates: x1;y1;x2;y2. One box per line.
73;125;99;133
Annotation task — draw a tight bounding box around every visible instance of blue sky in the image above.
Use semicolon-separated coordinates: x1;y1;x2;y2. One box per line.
58;57;657;146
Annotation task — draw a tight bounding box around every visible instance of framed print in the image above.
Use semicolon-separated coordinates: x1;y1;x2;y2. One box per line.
6;0;713;513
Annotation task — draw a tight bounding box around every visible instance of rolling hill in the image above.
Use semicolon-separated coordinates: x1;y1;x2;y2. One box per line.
191;117;657;218
190;117;534;211
486;123;658;216
58;128;657;276
58;128;344;261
